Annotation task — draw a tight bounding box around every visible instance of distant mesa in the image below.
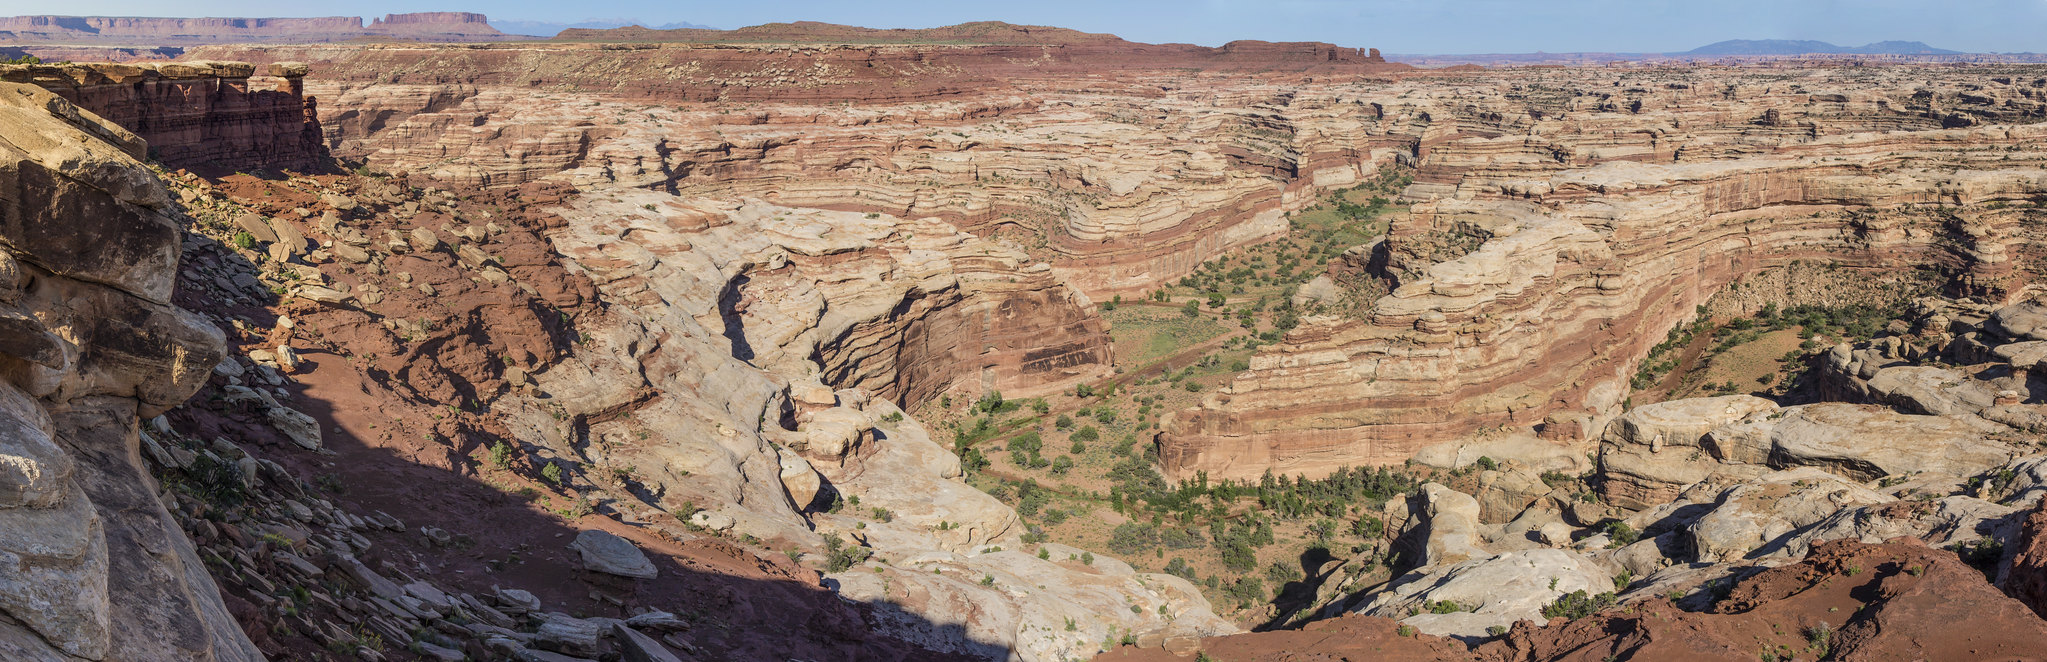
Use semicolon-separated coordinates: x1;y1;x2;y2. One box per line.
1677;39;1962;56
0;13;516;45
545;20;1392;69
550;20;1134;45
488;18;714;38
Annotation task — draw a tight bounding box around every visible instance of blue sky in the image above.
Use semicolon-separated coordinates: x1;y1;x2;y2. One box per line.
28;0;2047;53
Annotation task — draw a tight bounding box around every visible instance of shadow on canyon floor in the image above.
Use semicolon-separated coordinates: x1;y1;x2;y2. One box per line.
161;222;979;661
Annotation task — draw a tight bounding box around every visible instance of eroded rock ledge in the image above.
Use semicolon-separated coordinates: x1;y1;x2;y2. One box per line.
1163;122;2047;481
0;81;249;661
4;60;328;173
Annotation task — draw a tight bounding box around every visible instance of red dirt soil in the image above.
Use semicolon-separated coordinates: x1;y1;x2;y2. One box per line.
165;171;953;660
1097;538;2047;662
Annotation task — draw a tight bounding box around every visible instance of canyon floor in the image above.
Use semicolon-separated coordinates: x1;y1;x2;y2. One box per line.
6;20;2047;662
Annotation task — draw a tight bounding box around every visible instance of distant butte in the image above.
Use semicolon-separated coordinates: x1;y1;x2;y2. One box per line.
0;13;516;45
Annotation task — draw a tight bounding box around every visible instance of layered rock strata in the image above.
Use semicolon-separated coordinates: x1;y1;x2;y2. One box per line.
1104;539;2047;661
4;60;327;172
486;192;1218;660
1163;119;2047;481
0;82;252;660
175;42;1422;298
546;192;1112;404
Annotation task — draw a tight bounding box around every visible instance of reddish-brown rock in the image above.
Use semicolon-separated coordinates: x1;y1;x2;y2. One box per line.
5;61;327;172
1099;539;2047;662
2007;498;2047;620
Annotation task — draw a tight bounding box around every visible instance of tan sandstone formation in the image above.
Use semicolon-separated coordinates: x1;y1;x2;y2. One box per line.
177;40;1420;299
483;192;1224;660
0;83;252;660
1162;82;2047;480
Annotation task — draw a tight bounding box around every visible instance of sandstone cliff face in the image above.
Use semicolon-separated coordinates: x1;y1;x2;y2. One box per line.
1161;84;2047;480
284;76;1334;298
177;42;1418;299
4;61;328;173
480;193;1223;660
546;193;1111;404
0;82;252;660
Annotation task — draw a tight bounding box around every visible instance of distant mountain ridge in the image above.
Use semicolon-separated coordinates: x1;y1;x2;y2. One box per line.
489;18;712;38
0;13;515;44
1679;39;1960;55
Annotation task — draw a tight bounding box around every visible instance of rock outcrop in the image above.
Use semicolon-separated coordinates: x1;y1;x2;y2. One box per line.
2008;498;2047;620
1105;539;2047;661
1163;115;2047;480
0;81;252;660
1354;548;1610;640
504;191;1221;660
548;192;1113;405
5;61;328;172
176;41;1417;299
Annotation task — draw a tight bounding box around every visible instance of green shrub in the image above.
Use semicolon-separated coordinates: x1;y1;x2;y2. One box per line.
1540;590;1615;620
487;441;513;468
823;534;872;572
1603;521;1640;546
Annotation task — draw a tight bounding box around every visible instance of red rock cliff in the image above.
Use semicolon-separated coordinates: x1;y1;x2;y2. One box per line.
3;60;328;172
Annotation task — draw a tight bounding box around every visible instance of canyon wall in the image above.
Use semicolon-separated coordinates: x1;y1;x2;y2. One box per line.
546;193;1115;406
176;42;1419;299
0;81;253;660
1159;65;2047;480
487;190;1215;660
164;44;2047;490
3;60;327;173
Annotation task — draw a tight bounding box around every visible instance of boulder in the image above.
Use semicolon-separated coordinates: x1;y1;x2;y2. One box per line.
567;529;657;579
233;213;278;244
1415;483;1486;568
267;405;322;450
1989;300;2047;342
1355;548;1610;639
1597;395;1777;510
268;216;307;257
2004;498;2047;619
1473;466;1550;524
775;447;822;510
1781;496;2018;559
799;407;870;458
1766;403;2014;481
1685;468;1889;562
611;623;683;662
1863;366;2000;416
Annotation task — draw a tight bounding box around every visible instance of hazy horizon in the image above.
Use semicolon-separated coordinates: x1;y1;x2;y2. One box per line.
17;0;2046;54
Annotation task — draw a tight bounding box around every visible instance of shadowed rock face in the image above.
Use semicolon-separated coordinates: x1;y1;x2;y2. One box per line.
1098;539;2047;662
2010;498;2047;619
4;61;329;173
511;191;1215;660
0;82;247;660
174;47;2047;483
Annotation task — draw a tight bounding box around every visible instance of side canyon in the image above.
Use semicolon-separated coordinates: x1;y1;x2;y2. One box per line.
6;19;2047;662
